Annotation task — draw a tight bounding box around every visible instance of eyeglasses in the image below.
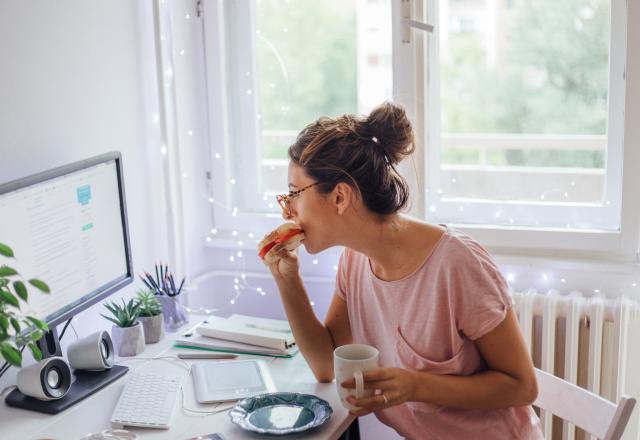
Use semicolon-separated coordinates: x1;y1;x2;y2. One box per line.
276;182;319;214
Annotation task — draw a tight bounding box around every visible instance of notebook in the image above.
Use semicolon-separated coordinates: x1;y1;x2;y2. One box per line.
195;314;296;351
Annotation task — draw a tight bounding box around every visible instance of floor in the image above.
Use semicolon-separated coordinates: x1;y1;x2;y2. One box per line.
358;414;404;439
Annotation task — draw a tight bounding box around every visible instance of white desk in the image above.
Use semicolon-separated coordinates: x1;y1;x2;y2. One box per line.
0;317;355;440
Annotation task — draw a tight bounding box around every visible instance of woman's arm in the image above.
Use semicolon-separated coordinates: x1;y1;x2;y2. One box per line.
411;309;538;408
344;309;537;414
275;274;352;383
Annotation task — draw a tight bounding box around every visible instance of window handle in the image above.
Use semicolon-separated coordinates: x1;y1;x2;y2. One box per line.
401;0;434;44
402;18;434;34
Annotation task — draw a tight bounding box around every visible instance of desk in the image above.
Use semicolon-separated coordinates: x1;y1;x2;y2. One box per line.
0;317;356;439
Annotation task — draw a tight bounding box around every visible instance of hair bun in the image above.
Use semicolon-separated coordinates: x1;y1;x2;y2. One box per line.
365;101;415;165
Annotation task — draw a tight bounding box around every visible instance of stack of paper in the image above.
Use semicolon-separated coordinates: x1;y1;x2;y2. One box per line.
175;314;298;358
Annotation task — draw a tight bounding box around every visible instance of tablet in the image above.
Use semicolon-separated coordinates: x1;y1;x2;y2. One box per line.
191;359;276;403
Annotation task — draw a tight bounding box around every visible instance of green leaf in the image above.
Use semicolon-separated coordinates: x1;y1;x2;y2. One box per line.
0;315;8;331
28;279;50;293
0;243;14;258
25;316;48;332
10;318;20;334
0;342;22;367
13;281;27;302
100;314;122;327
28;342;42;361
0;289;19;308
0;266;18;277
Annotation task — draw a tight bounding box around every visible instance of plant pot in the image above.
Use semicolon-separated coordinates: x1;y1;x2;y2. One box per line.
139;313;165;344
157;296;188;332
111;322;145;357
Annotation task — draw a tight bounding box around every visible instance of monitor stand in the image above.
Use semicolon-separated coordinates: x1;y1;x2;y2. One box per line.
5;364;128;414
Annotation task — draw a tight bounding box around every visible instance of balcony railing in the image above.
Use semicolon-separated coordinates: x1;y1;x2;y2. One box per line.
260;131;607;203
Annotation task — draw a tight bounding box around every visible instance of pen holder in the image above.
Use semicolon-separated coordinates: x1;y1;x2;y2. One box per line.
157;296;188;331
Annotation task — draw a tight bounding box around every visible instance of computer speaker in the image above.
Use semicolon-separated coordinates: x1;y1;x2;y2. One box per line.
67;330;114;371
16;356;72;400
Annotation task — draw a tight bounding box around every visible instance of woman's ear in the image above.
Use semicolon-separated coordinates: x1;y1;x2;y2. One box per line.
333;182;353;215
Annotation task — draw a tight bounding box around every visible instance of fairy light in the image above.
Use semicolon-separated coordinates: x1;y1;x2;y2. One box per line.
208;197;214;203
180;49;185;55
187;130;193;136
211;228;217;234
206;236;212;242
313;259;318;265
215;153;221;159
161;145;168;155
506;273;515;282
230;178;236;185
232;230;238;236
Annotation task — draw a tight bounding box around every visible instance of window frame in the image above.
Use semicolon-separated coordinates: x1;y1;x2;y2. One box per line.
202;0;640;261
393;0;640;261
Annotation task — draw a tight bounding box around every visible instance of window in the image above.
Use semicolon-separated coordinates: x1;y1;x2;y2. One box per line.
203;0;392;231
425;0;625;232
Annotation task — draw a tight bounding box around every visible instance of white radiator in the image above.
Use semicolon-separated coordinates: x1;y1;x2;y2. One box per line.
512;290;640;440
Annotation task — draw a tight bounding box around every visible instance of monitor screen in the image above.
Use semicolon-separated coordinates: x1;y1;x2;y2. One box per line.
0;153;132;326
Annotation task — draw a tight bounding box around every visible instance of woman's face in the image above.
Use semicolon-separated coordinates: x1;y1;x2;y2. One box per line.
282;163;336;254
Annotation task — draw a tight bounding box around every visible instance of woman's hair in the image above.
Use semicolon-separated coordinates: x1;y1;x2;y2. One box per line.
288;101;415;216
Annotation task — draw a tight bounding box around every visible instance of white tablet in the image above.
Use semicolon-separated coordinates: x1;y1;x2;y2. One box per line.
191;359;276;403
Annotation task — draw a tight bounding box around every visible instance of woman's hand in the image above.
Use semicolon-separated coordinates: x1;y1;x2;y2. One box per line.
341;367;419;416
265;243;300;280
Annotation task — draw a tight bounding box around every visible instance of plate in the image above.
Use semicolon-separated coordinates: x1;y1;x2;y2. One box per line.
228;392;333;435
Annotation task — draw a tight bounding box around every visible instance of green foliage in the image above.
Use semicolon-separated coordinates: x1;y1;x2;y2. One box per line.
101;298;141;328
440;0;609;167
255;0;357;158
135;289;162;317
0;242;50;367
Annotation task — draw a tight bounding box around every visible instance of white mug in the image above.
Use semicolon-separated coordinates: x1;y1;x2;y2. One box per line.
334;344;379;410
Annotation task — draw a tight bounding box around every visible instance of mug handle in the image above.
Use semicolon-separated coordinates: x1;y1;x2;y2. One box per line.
353;370;364;399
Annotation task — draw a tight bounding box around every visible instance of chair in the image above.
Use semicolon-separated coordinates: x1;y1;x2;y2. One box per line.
534;368;636;440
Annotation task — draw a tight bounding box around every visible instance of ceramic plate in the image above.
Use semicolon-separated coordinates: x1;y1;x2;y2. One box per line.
228;392;333;435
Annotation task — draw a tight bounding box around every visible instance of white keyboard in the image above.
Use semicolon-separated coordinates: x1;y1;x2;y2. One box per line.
111;372;182;430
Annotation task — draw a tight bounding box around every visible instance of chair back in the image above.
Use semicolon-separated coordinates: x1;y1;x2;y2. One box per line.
534;368;636;440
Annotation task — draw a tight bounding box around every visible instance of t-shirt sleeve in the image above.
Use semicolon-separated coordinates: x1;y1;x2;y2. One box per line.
334;248;348;301
451;239;513;341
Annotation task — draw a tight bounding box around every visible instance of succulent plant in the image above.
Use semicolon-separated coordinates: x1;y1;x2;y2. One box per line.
135;289;162;317
101;298;141;328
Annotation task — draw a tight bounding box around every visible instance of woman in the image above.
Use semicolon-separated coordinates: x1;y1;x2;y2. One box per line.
262;102;543;439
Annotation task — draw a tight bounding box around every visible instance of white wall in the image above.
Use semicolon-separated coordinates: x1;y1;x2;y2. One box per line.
0;1;167;388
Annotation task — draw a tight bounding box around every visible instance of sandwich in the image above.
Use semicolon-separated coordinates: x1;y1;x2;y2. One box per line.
258;223;305;264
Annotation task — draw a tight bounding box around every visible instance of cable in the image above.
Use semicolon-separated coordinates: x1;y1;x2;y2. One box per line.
58;319;72;340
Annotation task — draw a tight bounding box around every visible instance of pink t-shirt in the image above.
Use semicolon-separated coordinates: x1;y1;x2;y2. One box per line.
335;227;543;439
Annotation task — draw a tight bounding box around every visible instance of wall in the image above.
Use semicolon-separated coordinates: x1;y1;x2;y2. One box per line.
0;1;166;389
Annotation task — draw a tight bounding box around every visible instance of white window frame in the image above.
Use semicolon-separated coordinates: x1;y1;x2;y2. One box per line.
202;0;284;236
202;0;640;261
393;0;640;261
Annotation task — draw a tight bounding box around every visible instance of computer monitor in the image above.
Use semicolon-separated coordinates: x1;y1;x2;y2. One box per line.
0;152;133;412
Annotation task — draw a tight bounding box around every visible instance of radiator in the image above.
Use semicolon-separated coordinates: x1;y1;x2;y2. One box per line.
512;290;640;440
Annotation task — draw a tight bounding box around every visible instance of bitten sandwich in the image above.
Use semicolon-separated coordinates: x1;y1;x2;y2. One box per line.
258;223;305;264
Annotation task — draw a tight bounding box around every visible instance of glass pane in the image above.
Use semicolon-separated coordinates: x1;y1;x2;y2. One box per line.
255;0;392;194
437;0;610;204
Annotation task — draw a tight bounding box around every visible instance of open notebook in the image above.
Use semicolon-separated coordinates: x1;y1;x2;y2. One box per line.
175;314;298;358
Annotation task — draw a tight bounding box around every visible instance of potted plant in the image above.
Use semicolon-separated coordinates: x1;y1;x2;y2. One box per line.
101;298;145;357
135;288;164;344
0;243;50;370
